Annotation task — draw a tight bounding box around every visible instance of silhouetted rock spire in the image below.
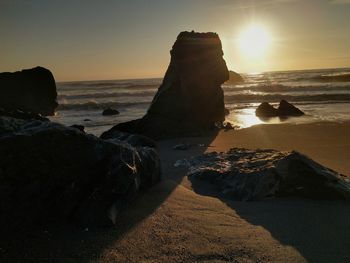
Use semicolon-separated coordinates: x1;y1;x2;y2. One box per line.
102;31;229;139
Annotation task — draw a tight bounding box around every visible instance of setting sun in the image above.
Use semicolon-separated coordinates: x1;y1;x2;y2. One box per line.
238;24;271;58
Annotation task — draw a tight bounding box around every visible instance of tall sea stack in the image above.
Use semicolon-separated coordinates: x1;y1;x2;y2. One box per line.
102;31;229;140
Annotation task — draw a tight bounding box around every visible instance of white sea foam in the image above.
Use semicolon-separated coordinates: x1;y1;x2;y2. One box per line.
51;68;350;135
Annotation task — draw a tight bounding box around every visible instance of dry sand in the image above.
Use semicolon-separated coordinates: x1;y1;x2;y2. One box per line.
1;121;350;263
208;121;350;176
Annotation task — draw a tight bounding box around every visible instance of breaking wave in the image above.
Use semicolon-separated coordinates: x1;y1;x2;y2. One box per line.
225;93;350;103
57;100;151;110
57;79;161;91
223;83;350;93
311;73;350;82
58;89;157;100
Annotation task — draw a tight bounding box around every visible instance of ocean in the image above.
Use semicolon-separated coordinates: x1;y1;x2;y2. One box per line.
50;68;350;136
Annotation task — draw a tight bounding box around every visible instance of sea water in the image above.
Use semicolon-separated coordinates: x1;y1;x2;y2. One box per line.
50;68;350;136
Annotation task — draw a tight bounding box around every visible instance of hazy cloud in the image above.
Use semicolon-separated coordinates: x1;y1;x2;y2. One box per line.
329;0;350;4
213;0;300;11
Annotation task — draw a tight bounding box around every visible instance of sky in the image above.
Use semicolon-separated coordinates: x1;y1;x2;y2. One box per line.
1;0;350;81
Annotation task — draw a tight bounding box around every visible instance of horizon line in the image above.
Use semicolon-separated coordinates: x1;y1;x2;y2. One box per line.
56;65;350;83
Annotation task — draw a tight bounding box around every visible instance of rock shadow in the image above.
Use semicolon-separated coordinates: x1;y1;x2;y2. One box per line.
190;178;350;263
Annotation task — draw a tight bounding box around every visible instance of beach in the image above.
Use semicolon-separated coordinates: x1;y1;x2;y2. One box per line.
208;121;350;176
96;121;350;263
2;66;350;263
2;1;350;262
2;121;349;263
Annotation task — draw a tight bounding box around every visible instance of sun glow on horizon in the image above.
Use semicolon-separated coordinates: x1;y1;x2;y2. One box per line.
238;24;271;58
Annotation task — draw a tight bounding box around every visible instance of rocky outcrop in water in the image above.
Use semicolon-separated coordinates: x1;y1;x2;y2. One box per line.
103;31;229;139
256;100;304;118
102;107;119;116
0;117;161;227
175;148;350;201
226;70;244;83
278;99;304;116
255;102;277;118
0;67;58;116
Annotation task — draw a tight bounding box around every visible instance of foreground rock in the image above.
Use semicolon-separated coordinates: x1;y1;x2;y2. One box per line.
104;31;229;139
0;117;161;227
176;148;350;201
101;130;156;148
0;67;58;115
69;124;85;132
0;107;49;121
256;100;304;118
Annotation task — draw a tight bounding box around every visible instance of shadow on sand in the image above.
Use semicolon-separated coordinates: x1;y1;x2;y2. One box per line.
190;177;350;263
0;131;219;263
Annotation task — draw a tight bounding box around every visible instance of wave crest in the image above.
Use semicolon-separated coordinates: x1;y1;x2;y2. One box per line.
57;101;151;110
225;93;350;103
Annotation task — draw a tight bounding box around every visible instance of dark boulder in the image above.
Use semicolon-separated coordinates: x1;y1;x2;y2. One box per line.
176;148;350;201
255;102;278;117
0;116;29;136
101;129;156;148
256;100;304;118
0;117;161;227
226;70;244;83
278;99;304;116
173;143;192;150
224;122;234;130
0;67;58;116
0;107;49;121
102;108;119;116
103;31;229;139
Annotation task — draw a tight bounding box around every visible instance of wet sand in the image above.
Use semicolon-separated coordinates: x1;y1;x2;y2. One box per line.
1;121;350;263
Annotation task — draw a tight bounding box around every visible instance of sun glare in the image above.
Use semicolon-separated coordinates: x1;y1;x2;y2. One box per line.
238;25;271;58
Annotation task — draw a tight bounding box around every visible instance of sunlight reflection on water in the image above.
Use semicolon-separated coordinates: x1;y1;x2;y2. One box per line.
226;107;282;128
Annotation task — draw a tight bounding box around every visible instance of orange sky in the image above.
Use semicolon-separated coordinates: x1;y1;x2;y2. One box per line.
1;0;350;81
